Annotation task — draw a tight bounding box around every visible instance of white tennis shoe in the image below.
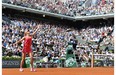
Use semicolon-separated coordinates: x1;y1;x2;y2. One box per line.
19;68;24;72
30;68;36;72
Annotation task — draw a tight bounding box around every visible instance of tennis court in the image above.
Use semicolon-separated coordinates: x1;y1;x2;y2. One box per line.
2;67;114;75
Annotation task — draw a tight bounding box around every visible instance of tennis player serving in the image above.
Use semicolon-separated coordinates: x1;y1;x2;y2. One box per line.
14;25;41;72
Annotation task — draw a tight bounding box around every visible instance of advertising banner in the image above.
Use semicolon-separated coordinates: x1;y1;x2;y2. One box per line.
2;60;20;68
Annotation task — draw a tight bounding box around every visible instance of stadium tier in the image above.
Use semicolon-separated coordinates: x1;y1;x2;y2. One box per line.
2;0;114;17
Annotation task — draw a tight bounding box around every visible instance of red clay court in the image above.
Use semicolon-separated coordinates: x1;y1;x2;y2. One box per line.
2;67;114;75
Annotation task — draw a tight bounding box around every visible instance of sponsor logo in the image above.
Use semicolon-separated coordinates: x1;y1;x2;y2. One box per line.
3;61;20;66
2;60;20;68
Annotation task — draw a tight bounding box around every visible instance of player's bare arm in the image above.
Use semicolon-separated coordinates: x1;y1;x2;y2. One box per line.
31;25;41;36
14;37;25;45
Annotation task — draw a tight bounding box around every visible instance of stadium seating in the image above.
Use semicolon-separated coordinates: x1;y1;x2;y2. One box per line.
2;13;114;67
2;0;114;16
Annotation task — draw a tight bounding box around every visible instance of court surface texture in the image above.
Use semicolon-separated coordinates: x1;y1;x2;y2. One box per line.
2;67;114;75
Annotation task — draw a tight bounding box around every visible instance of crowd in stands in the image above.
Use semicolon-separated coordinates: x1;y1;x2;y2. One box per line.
2;13;114;67
2;0;114;16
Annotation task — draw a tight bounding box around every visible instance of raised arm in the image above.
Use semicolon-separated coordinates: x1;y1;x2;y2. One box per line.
14;37;25;45
31;25;41;36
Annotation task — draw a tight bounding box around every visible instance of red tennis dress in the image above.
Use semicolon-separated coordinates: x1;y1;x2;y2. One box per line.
22;36;32;53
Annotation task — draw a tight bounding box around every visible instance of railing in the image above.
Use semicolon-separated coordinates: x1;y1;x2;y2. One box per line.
2;3;114;21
